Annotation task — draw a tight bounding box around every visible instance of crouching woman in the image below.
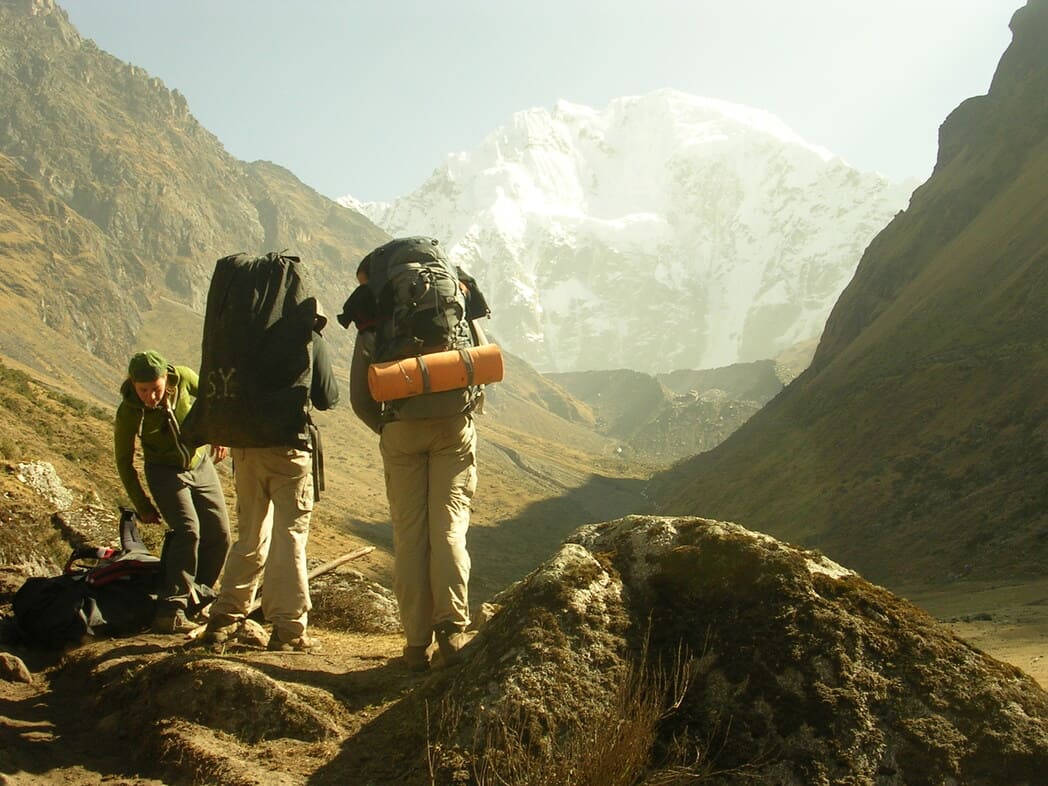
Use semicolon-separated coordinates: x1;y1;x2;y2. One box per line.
114;350;231;633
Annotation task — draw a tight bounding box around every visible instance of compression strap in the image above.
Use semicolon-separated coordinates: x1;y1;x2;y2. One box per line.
415;355;431;394
458;348;475;386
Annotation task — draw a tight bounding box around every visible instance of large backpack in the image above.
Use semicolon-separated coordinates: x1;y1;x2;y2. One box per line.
361;237;473;362
182;251;321;449
359;237;480;420
12;510;162;648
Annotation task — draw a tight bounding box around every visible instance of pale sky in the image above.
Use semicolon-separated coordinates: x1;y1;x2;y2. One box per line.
61;0;1022;202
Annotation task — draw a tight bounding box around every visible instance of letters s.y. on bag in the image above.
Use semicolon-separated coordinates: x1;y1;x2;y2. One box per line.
181;252;322;450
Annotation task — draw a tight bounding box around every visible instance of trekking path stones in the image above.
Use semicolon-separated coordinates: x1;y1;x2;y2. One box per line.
12;462;75;513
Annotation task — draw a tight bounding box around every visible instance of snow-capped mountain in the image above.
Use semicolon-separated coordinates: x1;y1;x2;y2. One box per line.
341;89;916;374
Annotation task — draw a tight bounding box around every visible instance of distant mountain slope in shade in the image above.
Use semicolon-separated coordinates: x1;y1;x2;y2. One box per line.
648;0;1048;589
549;359;785;463
343;90;914;374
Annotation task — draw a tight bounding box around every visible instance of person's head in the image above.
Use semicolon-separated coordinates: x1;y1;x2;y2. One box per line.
127;350;168;408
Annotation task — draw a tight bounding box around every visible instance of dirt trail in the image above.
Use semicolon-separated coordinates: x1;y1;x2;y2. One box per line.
2;580;1047;784
1;630;411;786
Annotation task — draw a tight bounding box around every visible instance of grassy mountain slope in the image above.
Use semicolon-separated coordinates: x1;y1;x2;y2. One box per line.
0;1;650;603
650;0;1048;588
0;1;388;387
0;360;117;498
0;153;141;399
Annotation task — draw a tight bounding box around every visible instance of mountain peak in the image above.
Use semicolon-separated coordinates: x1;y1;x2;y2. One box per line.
345;90;913;373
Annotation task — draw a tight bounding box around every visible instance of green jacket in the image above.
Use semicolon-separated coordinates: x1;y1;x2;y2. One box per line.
114;365;208;517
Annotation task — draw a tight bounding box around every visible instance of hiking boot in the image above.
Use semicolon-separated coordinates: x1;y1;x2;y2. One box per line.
402;644;430;673
152;609;194;635
267;631;319;653
434;626;475;667
202;614;239;643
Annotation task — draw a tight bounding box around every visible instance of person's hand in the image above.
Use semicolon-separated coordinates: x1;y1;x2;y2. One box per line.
211;445;229;463
139;509;161;524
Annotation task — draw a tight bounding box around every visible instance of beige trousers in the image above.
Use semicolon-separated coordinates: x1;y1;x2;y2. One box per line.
380;415;477;647
210;446;314;639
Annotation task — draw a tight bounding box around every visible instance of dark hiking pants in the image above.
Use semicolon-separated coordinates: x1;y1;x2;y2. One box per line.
146;455;231;613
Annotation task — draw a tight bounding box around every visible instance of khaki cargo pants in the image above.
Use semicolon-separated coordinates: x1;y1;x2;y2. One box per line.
380;414;477;648
210;446;314;640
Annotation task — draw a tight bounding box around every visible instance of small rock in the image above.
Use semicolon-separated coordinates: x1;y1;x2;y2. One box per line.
0;652;33;684
237;619;268;648
310;572;401;633
964;612;994;622
473;602;500;628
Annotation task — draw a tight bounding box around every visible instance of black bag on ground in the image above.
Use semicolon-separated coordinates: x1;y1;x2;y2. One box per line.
11;509;179;648
11;574;94;648
181;251;323;449
12;549;160;648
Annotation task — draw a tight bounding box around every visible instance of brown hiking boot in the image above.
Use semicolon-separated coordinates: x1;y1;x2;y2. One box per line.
267;631;319;653
201;614;239;643
152;609;194;635
434;626;476;667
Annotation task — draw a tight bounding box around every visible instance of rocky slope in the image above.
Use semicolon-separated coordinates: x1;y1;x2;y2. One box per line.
345;90;914;374
0;0;387;395
650;0;1048;588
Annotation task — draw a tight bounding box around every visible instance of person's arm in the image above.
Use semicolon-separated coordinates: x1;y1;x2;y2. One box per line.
113;405;160;522
349;331;384;435
310;331;340;411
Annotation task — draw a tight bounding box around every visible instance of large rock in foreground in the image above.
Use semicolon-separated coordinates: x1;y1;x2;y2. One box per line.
347;515;1048;785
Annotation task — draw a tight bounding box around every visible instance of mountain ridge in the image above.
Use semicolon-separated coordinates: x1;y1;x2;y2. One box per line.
0;0;389;388
649;0;1048;588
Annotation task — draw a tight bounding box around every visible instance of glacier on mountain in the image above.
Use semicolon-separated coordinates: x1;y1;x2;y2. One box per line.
341;89;916;374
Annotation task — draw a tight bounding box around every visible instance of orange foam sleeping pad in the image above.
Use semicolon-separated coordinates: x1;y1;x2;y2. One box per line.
367;343;504;402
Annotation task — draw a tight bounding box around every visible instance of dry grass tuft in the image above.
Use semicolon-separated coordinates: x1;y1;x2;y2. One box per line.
427;645;704;786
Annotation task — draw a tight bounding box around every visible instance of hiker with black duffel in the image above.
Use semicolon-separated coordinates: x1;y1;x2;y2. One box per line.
182;252;339;652
342;236;498;672
114;350;231;634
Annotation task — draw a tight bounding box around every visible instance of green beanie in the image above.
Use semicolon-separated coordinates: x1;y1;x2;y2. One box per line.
127;350;167;382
